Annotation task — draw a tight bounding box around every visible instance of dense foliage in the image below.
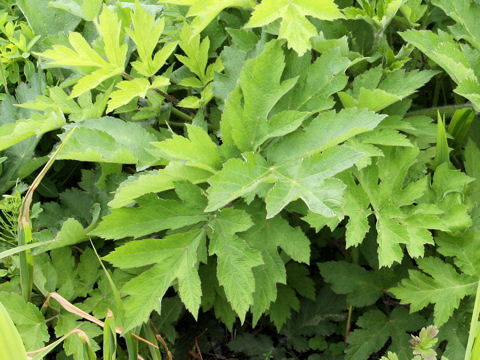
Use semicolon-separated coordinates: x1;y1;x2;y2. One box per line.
1;0;480;359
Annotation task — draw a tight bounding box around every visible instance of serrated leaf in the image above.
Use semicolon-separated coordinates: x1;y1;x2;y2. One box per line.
0;111;65;151
319;261;402;307
127;3;177;77
390;257;477;326
206;152;272;212
38;6;126;96
208;208;263;321
431;0;480;50
163;0;256;36
107;78;151;113
345;308;424;360
220;40;302;152
91;195;208;239
245;0;344;55
152;124;221;172
266;108;386;163
242;207;310;323
274;48;350;113
352;147;449;266
108;162;212;208
105;229;205;325
57;118;159;170
0;292;49;351
265;146;361;218
269;284;300;330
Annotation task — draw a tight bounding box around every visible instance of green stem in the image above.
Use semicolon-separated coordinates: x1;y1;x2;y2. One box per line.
171;107;193;122
17;126;77;301
465;281;480;360
406;103;476;118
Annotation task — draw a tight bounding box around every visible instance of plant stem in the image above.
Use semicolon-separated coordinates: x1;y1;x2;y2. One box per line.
406;103;476;118
345;305;353;345
171;107;193;122
465;281;480;360
17;126;77;301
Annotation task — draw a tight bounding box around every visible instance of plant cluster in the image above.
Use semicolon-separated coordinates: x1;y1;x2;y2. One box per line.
1;0;480;359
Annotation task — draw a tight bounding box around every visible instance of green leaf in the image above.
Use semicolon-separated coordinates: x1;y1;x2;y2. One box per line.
339;67;438;112
176;23;213;86
17;0;80;38
162;0;256;36
127;3;177;77
107;78;151;113
0;292;49;351
220;40;302;152
50;0;103;21
33;218;87;254
390;257;477;326
265;146;361;218
274;48;350;113
152;124;222;172
57;118;159;170
0;111;65;151
38;6;126;97
105;229;206;326
242;207;310;323
431;0;480;50
245;0;344;55
266;108;386;164
319;261;402;307
400;30;476;85
345;308;424;360
208;208;263;322
350;147;450;267
108;163;212;208
269;284;300;330
206;152;272;212
91;195;208;240
0;302;28;360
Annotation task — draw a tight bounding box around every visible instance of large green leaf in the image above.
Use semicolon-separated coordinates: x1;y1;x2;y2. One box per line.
57;117;159;170
105;229;206;328
91;195;208;240
220;40;303;152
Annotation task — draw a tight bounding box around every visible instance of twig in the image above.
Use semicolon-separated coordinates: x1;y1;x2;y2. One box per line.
150;319;173;360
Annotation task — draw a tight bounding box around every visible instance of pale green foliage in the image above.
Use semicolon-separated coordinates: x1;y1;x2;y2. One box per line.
127;3;177;77
39;6;127;97
245;0;344;55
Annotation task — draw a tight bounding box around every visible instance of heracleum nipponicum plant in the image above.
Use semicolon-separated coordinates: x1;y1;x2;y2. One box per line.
2;0;480;358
